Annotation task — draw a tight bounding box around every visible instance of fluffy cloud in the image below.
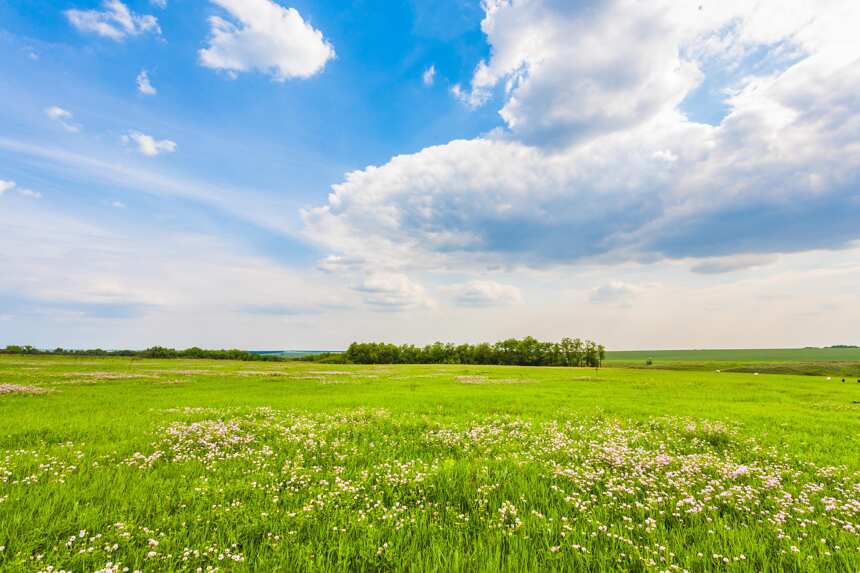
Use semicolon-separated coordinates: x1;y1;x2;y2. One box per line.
463;0;702;147
305;0;860;276
122;131;177;157
199;0;335;81
447;280;521;307
65;0;160;41
352;272;433;311
0;180;14;195
45;106;80;132
136;70;156;95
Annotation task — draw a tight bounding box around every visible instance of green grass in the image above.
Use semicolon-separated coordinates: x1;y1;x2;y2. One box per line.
606;347;860;362
605;347;860;378
1;356;859;572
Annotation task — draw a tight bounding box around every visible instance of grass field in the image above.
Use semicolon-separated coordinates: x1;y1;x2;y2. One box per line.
605;347;860;362
1;356;859;572
605;348;860;378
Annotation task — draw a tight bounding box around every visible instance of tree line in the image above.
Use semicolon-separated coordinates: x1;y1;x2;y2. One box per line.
345;337;605;367
0;345;285;362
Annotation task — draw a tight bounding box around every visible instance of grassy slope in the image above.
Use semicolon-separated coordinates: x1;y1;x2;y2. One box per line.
605;347;860;362
1;356;859;572
605;347;860;377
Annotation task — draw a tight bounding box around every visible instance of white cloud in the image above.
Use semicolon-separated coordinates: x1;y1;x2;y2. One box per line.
352;272;433;311
16;188;42;200
589;281;642;306
136;70;157;95
111;201;126;209
447;280;521;307
690;254;778;275
150;0;167;8
45;106;81;132
422;64;436;86
304;0;860;275
122;131;177;157
0;180;42;199
199;0;335;81
65;0;160;41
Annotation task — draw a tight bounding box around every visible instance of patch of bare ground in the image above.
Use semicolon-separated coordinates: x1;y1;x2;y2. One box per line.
143;369;214;376
0;384;50;395
62;372;159;380
235;371;294;377
455;376;534;385
306;370;354;376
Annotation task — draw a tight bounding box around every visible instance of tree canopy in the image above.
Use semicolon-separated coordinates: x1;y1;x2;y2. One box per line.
345;337;605;367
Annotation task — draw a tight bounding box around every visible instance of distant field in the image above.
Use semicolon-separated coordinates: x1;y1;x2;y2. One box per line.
606;347;860;378
250;350;341;358
1;356;859;571
606;347;860;362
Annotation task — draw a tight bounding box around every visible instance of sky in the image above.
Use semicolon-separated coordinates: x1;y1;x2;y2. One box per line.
1;0;859;351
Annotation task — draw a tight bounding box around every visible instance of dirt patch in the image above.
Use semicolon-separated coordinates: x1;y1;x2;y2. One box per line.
456;375;488;384
63;372;159;380
456;376;533;385
306;370;354;376
142;369;214;376
0;384;50;395
235;371;294;377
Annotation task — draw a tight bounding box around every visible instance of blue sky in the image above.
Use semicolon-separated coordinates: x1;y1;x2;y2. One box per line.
1;0;860;350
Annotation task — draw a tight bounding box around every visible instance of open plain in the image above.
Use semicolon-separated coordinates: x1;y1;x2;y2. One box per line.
1;355;859;572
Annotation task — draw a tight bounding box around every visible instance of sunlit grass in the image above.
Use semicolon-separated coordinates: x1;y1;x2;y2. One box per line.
1;356;858;571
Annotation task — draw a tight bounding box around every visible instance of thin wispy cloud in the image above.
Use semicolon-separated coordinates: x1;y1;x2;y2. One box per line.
65;0;160;41
136;70;157;95
422;64;436;86
44;106;81;132
0;180;42;199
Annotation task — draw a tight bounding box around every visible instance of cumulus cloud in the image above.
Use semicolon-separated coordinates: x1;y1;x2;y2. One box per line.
464;0;702;146
45;106;81;132
122;131;177;157
150;0;167;8
65;0;160;41
199;0;335;81
447;280;521;307
422;65;436;86
136;70;156;95
304;0;860;274
352;272;432;311
0;180;14;195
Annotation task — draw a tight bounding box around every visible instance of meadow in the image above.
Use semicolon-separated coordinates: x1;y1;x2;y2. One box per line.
605;348;860;378
0;355;858;572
